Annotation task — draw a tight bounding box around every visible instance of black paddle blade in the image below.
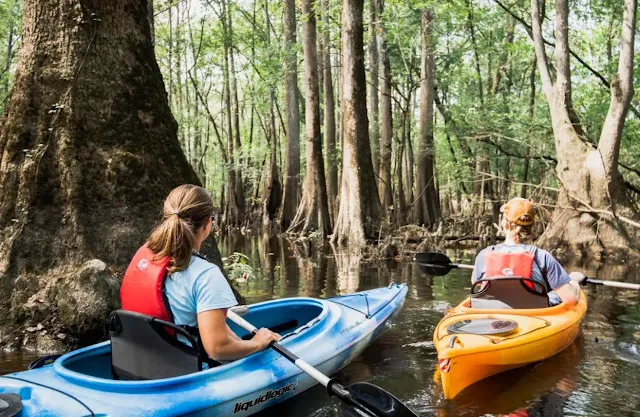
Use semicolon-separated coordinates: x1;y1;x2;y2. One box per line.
341;382;419;417
0;394;22;417
414;252;453;276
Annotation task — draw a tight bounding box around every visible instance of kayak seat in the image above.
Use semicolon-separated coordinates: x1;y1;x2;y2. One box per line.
109;310;214;380
470;277;549;309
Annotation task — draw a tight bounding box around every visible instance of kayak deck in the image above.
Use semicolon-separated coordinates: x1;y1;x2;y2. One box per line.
0;284;408;416
434;290;587;399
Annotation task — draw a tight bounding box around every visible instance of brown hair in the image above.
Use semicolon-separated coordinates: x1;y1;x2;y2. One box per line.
506;220;534;243
147;184;214;273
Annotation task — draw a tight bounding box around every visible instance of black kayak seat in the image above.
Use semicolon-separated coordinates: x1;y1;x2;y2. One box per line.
109;310;214;380
470;277;550;309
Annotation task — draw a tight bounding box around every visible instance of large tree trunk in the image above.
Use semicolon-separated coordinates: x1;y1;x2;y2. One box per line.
287;0;331;236
0;0;229;350
532;0;640;261
394;106;407;225
261;0;282;229
521;54;537;199
403;76;415;209
331;0;381;249
367;0;379;177
377;0;393;216
322;0;338;224
465;0;484;105
280;0;301;229
220;0;242;228
414;10;440;227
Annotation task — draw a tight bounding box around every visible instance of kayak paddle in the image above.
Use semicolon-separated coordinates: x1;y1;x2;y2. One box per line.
413;252;474;276
566;272;640;291
227;309;419;417
415;252;640;290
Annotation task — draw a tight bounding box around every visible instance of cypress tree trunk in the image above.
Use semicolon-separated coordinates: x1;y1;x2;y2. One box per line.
261;0;281;229
0;0;228;349
531;0;640;260
414;10;440;227
221;0;242;227
377;0;393;214
321;0;338;224
367;0;379;176
331;0;381;249
280;0;301;229
287;0;331;236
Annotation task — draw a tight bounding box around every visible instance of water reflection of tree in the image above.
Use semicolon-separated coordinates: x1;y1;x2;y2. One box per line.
330;245;361;295
276;236;301;298
291;240;326;298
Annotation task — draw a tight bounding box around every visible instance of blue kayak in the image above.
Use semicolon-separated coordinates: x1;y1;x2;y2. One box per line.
0;283;407;416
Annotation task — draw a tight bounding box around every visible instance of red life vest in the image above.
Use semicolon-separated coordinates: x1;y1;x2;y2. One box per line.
485;251;534;279
120;244;173;322
483;249;548;293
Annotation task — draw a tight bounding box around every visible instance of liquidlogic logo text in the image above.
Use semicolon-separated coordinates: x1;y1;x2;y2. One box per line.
233;380;298;413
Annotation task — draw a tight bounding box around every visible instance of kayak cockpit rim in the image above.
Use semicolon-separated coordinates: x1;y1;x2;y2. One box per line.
53;297;331;390
452;291;587;316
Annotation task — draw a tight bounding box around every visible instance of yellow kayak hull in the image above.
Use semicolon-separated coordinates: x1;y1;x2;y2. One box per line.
433;291;587;399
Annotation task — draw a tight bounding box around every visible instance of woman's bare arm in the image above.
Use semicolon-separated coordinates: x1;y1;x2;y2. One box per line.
197;309;279;361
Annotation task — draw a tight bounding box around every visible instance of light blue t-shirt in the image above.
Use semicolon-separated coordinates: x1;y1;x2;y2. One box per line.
164;255;238;327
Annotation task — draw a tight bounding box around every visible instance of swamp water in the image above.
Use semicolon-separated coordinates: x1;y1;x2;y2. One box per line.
1;235;639;416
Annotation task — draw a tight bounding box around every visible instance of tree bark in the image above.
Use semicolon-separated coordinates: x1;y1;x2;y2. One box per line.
367;0;380;176
322;0;338;223
148;0;155;46
466;0;484;105
532;0;640;260
521;54;536;199
280;0;301;229
261;0;282;229
0;0;229;347
220;0;242;227
227;0;245;217
414;10;440;227
377;0;393;214
394;109;407;224
331;0;381;249
404;76;414;207
287;0;331;236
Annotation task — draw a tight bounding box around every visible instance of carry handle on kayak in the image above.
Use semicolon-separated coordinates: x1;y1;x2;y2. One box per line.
227;310;419;417
415;252;640;291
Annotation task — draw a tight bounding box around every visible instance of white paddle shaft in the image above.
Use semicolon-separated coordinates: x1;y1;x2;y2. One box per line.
227;310;332;387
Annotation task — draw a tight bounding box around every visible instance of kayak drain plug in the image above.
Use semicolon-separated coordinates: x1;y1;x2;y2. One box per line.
0;394;23;417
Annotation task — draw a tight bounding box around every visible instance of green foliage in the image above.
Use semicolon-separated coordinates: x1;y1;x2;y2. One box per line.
0;0;20;113
1;0;638;216
222;252;255;283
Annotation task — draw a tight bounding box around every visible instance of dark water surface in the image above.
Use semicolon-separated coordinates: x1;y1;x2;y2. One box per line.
2;235;640;416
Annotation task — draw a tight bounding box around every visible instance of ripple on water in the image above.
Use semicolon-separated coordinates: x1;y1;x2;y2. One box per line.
403;341;435;349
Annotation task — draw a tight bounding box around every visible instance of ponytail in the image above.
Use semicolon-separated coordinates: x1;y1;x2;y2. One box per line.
507;221;534;243
147;184;214;273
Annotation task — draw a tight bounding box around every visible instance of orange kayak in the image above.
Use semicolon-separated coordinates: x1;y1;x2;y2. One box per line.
433;290;587;399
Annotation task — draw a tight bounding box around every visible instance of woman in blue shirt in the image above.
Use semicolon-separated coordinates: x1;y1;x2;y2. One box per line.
471;198;581;307
146;184;280;361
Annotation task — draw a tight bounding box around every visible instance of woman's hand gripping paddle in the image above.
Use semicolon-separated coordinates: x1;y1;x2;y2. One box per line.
569;272;640;291
227;309;419;417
